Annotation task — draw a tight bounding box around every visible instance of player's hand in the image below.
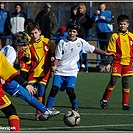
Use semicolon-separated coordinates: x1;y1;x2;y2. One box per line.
26;85;37;95
0;78;5;84
52;65;57;72
106;52;116;57
105;64;111;72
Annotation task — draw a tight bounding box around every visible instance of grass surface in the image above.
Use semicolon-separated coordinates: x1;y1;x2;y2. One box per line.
0;71;133;132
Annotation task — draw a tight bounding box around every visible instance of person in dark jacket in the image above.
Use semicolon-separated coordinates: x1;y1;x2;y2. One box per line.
69;4;79;21
35;3;58;39
75;3;95;69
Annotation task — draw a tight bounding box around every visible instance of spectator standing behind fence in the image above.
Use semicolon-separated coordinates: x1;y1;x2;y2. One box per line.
0;2;10;49
69;4;79;21
92;2;113;70
10;3;27;35
35;3;58;39
74;3;95;69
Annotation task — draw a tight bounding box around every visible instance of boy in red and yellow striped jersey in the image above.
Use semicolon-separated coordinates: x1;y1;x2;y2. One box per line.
25;22;60;120
100;14;133;110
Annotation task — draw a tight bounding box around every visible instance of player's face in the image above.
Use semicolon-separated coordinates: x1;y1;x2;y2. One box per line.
30;29;41;41
118;21;129;32
68;28;78;41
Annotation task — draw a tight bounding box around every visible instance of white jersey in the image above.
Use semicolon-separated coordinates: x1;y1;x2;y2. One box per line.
0;45;16;66
55;37;95;77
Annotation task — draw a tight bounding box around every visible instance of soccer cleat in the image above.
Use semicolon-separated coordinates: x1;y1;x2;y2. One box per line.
49;108;60;116
35;113;46;121
42;108;60;120
100;99;108;109
35;114;40;121
122;104;131;110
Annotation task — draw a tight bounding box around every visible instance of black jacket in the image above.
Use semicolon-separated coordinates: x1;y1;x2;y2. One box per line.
75;13;94;39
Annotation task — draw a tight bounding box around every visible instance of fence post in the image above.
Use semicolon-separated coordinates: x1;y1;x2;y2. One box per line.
26;4;30;18
121;7;125;14
88;1;92;39
57;5;61;29
86;1;93;73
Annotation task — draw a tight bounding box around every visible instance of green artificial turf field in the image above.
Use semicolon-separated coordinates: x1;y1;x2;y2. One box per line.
0;72;133;132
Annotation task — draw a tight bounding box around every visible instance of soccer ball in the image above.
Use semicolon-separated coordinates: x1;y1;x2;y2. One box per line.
63;110;81;127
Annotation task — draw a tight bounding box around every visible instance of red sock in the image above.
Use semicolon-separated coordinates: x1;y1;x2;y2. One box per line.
9;115;20;131
122;88;130;105
102;85;114;100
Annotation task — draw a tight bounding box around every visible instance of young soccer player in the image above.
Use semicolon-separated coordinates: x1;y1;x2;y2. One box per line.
100;14;133;110
1;31;59;121
25;22;60;120
44;20;115;114
0;51;37;131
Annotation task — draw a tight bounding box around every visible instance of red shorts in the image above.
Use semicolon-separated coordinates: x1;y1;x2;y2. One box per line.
28;71;51;85
0;84;11;109
112;63;133;77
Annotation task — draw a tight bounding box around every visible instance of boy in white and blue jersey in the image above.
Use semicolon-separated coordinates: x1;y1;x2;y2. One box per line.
45;20;115;113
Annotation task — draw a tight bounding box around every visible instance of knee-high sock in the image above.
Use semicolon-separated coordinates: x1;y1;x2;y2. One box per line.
122;88;130;105
9;115;20;131
71;98;78;109
102;84;114;100
46;96;55;108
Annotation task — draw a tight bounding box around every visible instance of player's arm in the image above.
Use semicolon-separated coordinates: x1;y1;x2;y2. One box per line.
11;74;37;95
51;58;60;71
93;47;115;57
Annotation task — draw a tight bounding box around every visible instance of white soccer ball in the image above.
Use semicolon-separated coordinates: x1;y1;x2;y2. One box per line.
63;110;81;127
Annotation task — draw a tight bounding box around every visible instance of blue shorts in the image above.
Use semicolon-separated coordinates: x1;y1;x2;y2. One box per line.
52;75;77;91
3;80;21;96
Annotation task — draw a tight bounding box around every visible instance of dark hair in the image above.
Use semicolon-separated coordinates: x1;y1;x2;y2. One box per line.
26;22;40;34
15;3;22;9
99;2;106;5
70;5;78;14
117;14;129;23
67;19;80;32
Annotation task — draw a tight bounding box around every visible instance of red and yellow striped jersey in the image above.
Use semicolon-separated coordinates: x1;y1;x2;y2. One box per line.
107;30;133;65
25;35;56;77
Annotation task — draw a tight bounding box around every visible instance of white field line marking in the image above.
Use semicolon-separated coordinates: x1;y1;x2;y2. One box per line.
19;112;133;130
17;112;133;116
21;124;133;131
0;112;130;131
